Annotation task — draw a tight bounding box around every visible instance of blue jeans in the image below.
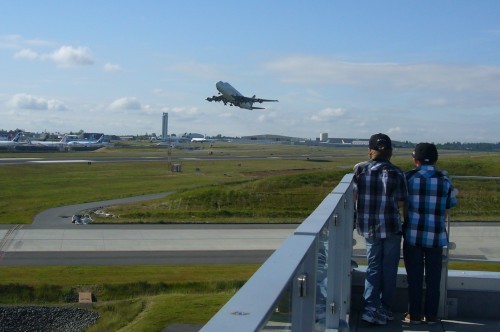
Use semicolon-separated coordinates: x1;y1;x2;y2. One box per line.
363;233;402;310
403;242;443;319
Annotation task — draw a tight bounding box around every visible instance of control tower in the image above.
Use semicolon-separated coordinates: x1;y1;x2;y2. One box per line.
162;112;168;140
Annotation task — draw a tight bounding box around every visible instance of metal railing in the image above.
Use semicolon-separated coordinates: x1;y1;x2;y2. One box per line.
201;173;355;332
201;174;500;331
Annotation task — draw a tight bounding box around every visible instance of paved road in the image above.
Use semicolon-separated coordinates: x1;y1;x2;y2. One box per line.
31;192;172;228
1;193;499;266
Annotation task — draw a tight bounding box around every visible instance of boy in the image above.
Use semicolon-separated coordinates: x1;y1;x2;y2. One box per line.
403;143;457;324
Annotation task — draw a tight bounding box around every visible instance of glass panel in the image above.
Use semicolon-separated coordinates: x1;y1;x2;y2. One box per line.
260;284;292;331
315;221;330;331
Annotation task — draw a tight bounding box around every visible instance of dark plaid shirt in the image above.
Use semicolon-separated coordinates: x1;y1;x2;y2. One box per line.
404;165;457;248
353;159;407;239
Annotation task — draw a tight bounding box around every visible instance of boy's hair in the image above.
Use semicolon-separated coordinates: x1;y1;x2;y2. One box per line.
371;148;392;160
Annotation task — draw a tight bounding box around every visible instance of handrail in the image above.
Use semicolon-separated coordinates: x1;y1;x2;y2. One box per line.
201;174;498;330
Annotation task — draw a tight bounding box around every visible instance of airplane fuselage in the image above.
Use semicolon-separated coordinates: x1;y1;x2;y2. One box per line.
216;81;251;109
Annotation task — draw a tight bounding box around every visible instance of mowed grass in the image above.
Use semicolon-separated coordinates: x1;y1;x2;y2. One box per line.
100;153;499;223
1;145;497;224
0;144;365;224
0;265;258;330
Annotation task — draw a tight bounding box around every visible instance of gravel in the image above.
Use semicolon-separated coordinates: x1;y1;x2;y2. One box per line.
0;306;99;332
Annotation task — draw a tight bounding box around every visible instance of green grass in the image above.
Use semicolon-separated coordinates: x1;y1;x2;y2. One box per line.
117;293;233;332
1;145;496;224
0;145;366;224
0;265;258;288
0;265;256;330
88;298;146;332
101;169;347;223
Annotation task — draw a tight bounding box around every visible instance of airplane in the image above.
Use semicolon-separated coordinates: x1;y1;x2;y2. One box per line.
191;137;211;143
206;81;278;110
66;134;105;146
0;132;22;146
30;134;68;146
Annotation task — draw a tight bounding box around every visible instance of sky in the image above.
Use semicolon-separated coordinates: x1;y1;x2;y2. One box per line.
1;1;499;143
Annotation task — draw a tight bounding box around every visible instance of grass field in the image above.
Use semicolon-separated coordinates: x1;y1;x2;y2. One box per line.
0;141;498;330
0;142;498;224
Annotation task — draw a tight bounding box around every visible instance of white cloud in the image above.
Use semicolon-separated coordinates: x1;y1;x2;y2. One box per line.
265;56;500;94
310;107;346;122
109;97;142;110
8;93;67;111
1;34;52;49
103;63;122;72
11;44;95;68
49;46;94;67
387;127;405;134
14;48;39;60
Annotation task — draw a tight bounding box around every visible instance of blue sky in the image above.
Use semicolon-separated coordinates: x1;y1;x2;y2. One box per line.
1;1;499;143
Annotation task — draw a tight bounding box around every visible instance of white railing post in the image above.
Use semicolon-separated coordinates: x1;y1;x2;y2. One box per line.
291;241;318;331
325;175;354;332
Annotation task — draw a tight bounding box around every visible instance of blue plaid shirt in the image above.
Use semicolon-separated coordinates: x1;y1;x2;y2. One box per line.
404;165;457;248
353;159;407;239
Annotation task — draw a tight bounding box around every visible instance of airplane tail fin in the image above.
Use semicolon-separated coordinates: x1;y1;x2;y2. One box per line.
12;132;21;142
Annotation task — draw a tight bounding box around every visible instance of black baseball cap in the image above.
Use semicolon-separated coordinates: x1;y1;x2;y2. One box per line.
413;143;438;164
369;133;392;151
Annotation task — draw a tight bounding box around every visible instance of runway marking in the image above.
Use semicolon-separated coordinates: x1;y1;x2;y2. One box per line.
29;160;93;164
0;158;42;161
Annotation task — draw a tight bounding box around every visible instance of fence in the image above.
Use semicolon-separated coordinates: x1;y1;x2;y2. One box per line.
201;173;355;332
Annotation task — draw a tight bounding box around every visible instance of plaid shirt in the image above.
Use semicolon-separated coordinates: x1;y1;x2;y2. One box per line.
404;165;457;248
353;159;407;239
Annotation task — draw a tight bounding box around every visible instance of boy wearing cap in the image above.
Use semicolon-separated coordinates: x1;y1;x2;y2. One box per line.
403;143;457;325
353;133;407;325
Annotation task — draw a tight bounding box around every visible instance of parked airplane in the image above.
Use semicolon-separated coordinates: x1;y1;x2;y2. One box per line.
191;137;211;143
0;132;22;146
66;135;105;146
30;135;68;146
206;81;278;110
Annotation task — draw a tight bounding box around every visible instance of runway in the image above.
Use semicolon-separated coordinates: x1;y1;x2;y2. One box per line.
1;193;499;267
1;221;499;267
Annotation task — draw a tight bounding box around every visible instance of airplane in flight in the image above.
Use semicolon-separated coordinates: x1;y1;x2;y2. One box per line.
206;81;278;110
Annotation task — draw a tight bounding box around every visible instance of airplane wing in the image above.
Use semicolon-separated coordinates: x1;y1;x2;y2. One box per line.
233;96;279;104
206;95;224;102
206;95;232;105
